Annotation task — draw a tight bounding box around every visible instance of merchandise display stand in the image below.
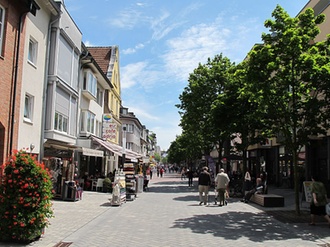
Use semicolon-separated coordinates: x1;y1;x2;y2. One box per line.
110;172;126;206
123;163;136;201
125;174;136;201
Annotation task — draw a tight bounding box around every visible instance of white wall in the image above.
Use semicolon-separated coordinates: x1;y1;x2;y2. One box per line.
17;1;53;154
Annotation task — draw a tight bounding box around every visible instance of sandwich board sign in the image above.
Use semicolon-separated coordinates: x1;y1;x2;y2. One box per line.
302;181;313;204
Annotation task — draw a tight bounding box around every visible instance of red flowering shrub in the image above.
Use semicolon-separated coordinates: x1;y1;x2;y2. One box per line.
0;150;53;243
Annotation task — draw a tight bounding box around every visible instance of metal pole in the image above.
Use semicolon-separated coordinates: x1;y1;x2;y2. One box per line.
121;126;126;171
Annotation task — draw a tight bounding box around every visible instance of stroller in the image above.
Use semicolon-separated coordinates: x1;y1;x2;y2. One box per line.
214;188;229;205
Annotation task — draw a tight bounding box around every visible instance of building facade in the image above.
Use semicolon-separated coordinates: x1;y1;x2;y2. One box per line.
18;0;59;157
0;0;40;175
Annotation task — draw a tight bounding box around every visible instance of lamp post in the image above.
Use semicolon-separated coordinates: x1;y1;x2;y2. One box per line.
121;126;127;171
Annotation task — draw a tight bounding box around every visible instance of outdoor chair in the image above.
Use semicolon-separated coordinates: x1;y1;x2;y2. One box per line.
96;178;104;192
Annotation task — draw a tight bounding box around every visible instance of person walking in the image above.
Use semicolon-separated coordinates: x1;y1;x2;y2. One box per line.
187;169;194;187
309;174;330;227
215;168;230;207
198;167;211;206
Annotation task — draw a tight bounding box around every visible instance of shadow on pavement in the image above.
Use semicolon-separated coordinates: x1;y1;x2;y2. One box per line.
170;211;326;243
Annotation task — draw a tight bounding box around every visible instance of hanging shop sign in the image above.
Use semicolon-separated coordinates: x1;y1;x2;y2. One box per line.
102;114;117;141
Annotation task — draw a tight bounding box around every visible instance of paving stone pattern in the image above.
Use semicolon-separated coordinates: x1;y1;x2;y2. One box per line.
1;174;330;247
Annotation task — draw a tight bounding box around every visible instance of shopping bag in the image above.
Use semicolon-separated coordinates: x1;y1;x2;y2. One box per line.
326;203;330;215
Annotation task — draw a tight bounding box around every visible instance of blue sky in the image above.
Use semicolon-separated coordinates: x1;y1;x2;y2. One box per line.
65;0;308;151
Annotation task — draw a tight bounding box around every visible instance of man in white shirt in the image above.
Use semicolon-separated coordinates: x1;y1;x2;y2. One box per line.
215;168;230;206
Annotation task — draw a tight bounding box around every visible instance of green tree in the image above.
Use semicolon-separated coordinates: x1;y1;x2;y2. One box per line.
177;54;235;168
167;132;201;167
212;62;267;173
245;5;330;214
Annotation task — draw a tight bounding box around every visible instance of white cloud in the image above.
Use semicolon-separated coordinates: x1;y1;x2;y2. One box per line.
121;62;147;89
110;9;143;29
162;22;230;82
122;43;145;55
84;40;95;47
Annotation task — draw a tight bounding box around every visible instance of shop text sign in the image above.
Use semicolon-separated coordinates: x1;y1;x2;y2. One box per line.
102;114;117;141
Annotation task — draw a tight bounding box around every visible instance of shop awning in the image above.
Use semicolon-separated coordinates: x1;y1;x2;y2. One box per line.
91;137;142;160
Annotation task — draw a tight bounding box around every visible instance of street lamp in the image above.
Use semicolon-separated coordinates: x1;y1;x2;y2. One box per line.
121;126;127;170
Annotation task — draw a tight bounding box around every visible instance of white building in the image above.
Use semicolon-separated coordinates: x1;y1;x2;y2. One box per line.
18;0;60;157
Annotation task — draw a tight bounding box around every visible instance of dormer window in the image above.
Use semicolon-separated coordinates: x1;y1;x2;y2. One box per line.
83;70;97;99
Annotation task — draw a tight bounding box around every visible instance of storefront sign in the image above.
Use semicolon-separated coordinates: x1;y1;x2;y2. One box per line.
102;114;117;141
82;147;103;157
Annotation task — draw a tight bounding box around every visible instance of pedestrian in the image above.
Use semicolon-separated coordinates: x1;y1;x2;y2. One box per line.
215;168;230;206
160;167;164;178
187;169;194;186
309;174;330;227
244;168;251;192
198;166;211;206
181;167;186;180
240;177;264;203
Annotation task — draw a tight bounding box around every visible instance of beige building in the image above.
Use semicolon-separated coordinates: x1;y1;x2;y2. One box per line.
88;46;123;172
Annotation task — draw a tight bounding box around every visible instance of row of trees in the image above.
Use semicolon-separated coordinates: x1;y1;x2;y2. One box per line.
167;5;330;214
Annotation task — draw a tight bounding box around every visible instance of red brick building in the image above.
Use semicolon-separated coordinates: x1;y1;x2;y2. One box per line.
0;0;39;172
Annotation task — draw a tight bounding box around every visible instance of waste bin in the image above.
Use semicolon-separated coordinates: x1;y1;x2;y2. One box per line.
63;181;76;201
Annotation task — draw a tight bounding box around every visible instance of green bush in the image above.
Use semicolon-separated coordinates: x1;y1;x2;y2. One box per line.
103;177;112;193
0;150;54;243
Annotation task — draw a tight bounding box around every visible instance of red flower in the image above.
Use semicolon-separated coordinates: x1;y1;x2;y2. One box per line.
13;169;19;174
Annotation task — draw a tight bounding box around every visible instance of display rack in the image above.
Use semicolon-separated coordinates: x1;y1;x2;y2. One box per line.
123;163;136;201
125;174;136;201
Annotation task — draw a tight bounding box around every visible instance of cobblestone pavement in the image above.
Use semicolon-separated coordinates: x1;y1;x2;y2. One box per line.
2;173;330;247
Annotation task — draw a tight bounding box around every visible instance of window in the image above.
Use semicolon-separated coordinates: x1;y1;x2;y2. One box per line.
96;87;103;106
54;112;68;133
126;142;133;150
0;6;4;56
28;37;38;65
83;71;97;97
57;35;79;89
96;120;102;137
86;111;95;134
126;124;134;133
80;111;85;132
24;94;34;121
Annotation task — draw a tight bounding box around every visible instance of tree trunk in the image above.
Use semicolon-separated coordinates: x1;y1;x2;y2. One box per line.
293;147;301;215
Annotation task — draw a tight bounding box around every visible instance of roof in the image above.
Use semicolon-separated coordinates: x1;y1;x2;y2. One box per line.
87;47;113;75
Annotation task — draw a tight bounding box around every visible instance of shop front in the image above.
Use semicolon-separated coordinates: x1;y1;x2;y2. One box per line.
43;140;78;201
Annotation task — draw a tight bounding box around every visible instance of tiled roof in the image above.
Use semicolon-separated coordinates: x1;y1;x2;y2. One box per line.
87;47;112;75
